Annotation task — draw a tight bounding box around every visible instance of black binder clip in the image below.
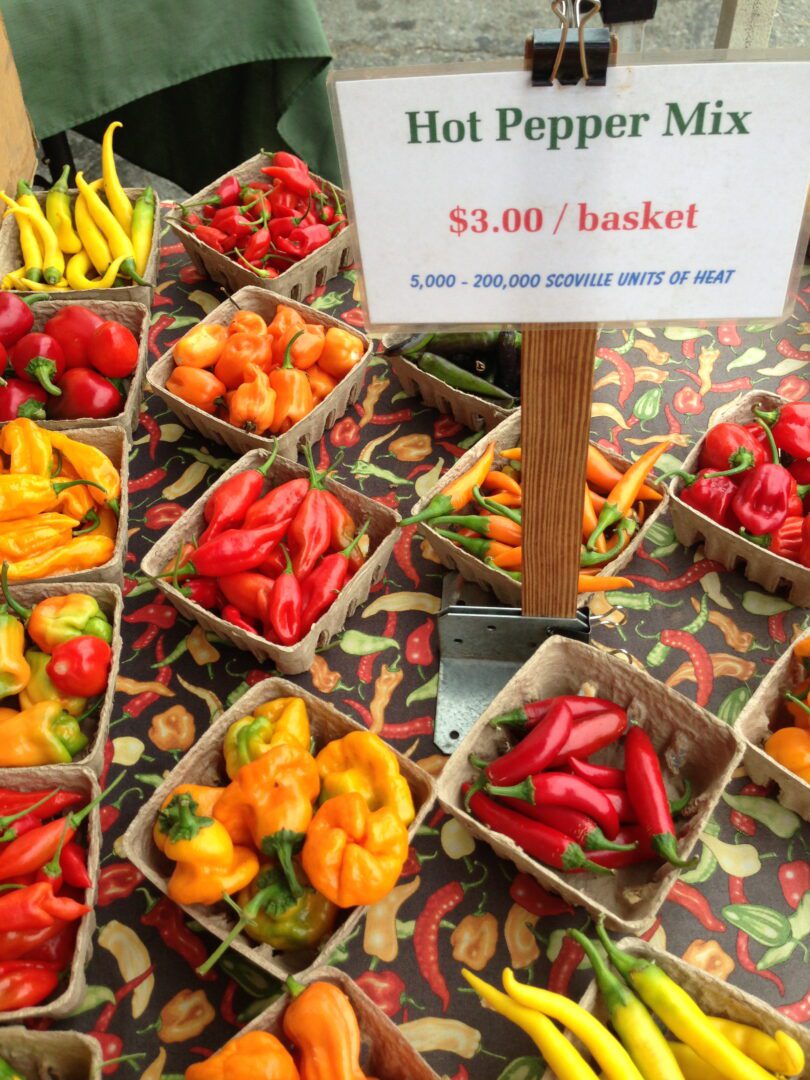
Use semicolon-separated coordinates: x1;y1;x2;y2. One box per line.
598;0;658;24
530;0;610;86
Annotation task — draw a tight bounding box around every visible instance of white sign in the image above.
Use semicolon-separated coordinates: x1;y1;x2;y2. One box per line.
332;59;810;327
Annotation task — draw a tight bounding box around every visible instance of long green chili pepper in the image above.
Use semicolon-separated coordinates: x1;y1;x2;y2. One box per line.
435;528;493;558
604;591;680;612
417;352;514;401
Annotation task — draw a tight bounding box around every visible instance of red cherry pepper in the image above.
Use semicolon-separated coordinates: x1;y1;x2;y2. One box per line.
9;332;65;395
173;520;291;578
300;522;369;631
267;547;302;646
88;321;139;378
0;961;60;1011
625;726;697;868
755;402;810;459
0;378;47;420
698;421;767;473
217;572;275;622
479;699;573;786
678;469;741;530
732;463;792;536
489;694;615;731
0;292;37;349
508;872;573;917
485;772;622;840
47;635;112;697
48;368;123;420
288;444;333;579
200;449;277;544
243;477;309;532
567;757;626;789
43;305;105;369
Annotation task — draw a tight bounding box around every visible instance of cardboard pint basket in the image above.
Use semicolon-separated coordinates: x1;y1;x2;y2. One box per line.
5;581;122;776
224;967;442;1079
1;298;150;436
411;410;669;606
140;447;399;675
437;637;743;934
122;679;436;980
388;350;515;432
167;152;355;300
3;425;128;588
0;188;160;307
0;1028;102;1080
737;627;810;821
0;766;100;1021
669;390;810;605
146;285;373;460
541;937;810;1080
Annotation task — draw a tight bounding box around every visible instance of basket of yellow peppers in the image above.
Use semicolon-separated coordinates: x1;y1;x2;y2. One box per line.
122;681;436;980
0;578;121;774
0;121;158;305
0;419;126;585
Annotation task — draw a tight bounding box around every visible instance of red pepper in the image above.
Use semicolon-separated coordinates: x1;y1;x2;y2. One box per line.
217;572;275;622
393;524;420;586
123;602;176;628
193;224;229;252
321;489;357;551
414;877;479;1012
480;700;573;786
463;783;612;874
43;305;105;369
717;323;741;347
732;462;792;536
586;826;656;869
97;862;144;907
745;515;805;560
405;618;434;667
221;605;258;634
288;444;333;579
355;970;410;1018
550;703;628;766
0;293;36;349
22;920;78;968
0;882;88;931
0;922;64;962
547;936;584;996
174;520;290;578
209;205;254;238
180;577;220;608
0;961;59;1012
485;772;622;840
489;694;613;731
508;872;573;917
46;635;112;697
9;332;65;395
243;477;309;531
698;421;766;473
49;369;123;420
330;417;361;448
261;152;322;198
756;402;810;458
667;879;726;931
243;226;271;264
86;321;139;378
210;174;242;208
799;516;810;568
141;896;215;980
567;757;625;789
625;726;697;868
0;378;48;421
267;548;302;645
300;523;369;631
200;450;277;543
60;841;92;889
628;559;727;591
0;790;83;818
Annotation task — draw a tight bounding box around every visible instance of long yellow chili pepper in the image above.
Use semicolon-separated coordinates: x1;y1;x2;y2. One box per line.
707;1018;804;1076
3;269;68;292
502;969;645;1080
74;171;145;284
66;250;126;291
594;924;779;1080
12;200;43;282
14;180;50;234
45;165;82;254
587;441;671;550
1;196;64;285
131;186;156;276
668;1043;731;1080
463;969;599;1080
74;180;112;275
101;121;133;233
402;443;497;525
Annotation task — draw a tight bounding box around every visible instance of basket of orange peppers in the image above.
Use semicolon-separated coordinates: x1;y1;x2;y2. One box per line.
147;286;372;459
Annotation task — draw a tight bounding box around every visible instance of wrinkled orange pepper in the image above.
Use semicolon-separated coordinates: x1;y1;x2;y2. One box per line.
214;332;271;390
267;303;304;343
185;1031;299;1080
274;321;325;370
269;331;314;433
228;310;267;337
173;323;228;369
226;363;277;435
318;326;364;379
166;366;226;415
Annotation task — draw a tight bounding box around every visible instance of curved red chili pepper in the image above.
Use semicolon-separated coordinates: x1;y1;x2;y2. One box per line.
487;773;622;840
659;629;714;706
667;879;726;931
200;451;277;543
567;757;626;789
625;726;697;868
481;701;573;786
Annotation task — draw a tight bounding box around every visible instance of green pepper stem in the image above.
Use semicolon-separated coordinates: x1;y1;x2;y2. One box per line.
669;778;692;816
472;485;522;525
282;328;305;370
0;562;31;620
785;691;810;717
585;502;623;551
754;416;781;464
0;788;61;830
52;478;107;495
69;770;127;829
257;440;279;476
341;519;370;559
651;832;700;869
42;818;71;880
302;439;327;490
198;885;276;976
286;975;307;999
484;780;535;804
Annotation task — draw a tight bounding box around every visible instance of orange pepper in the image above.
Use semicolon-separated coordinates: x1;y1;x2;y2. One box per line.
483;470;521;497
269;330;314;433
214;332;271;390
587;444;662;502
501;447;522;461
489;543;522;569
578;573;633;592
785;677;810;730
307;364;338;402
228;310;267;337
486;491;522;509
764;726;810;781
173;323;228;369
267;303;304;342
166;366;226;415
318;326;364;379
226;364;277;435
274;321;325;370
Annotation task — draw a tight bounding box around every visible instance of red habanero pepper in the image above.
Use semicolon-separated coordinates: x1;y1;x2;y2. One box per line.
405;618;434;667
463;783;612;874
221;605;258;634
243;226;271;264
677;470;742;531
141;896;216;980
0;961;60;1011
267;548;302;646
479;700;574;786
745;516;805;560
756;402;810;459
210;174;242;208
732;463;793;536
485;773;622;840
171;520;290;578
567;757;626;789
209;205;254;237
193;224;229;252
355;970;409;1018
46;635;112;697
300;524;369;632
625;726;697;868
0;922;65;962
97;862;144;906
217;572;275;622
200;448;278;543
698;422;767;473
261;152;321;197
288;443;333;579
509;873;573;917
489;694;614;731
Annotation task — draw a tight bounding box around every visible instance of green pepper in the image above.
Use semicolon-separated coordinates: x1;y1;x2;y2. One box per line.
633;386;663;422
716;687;752;725
789;891;810;939
234;867;338;951
216;952;282;998
680;819;719;885
496;1058;545;1080
406;673;438;706
425;331;500;356
337;630;400;657
721;792;800;839
351;461;411;486
417;352;513;401
0;1058;23;1080
757;940;799;970
721;904;792;947
605;590;679;611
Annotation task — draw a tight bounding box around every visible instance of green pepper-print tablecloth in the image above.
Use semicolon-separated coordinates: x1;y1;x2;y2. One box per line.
40;231;810;1077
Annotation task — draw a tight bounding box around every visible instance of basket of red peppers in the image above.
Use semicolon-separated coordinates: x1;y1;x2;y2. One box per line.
140;444;399;674
168;151;352;301
0;293;147;433
147;286;372;459
0;767;103;1020
437;636;743;933
668;391;810;605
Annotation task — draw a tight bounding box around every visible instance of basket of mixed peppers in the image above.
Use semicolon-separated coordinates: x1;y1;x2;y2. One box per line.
0;420;125;585
669;391;810;605
0;122;157;302
185;967;441;1080
169;151;352;300
0;769;105;1020
141;443;398;674
404;411;669;606
0;293;148;431
122;683;434;980
0;578;120;773
464;930;807;1080
147;285;371;459
437;636;743;933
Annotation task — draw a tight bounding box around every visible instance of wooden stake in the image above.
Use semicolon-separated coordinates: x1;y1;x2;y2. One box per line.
521;323;596;617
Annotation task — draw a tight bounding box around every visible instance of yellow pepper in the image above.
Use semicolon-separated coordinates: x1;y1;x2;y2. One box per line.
74;180;112;275
66;250;126;291
463;969;599;1080
0;418;52;475
0;474;100;522
131;186;156;277
81;507;119;540
19;649;86;716
222;697;310;780
0;613;29;697
45;165;82;254
101;121;133;233
2;190;64;284
0;701;87;765
74;171;144;284
4;534;115;581
54;459;96;522
317;326;364;379
47;432;121;507
707;1018;804;1076
315;730;415;826
2;269;68;292
11;196;43;282
167;847;260;907
0;514;78;563
226;364;277;436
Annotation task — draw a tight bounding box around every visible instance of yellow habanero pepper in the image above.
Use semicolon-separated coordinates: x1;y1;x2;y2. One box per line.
317;326;364;379
74;180;112;275
0;474;100;522
80;507;119;540
0;418;53;475
47;432;121;508
226;364;277;436
20;649;86;716
0;613;29;697
0;514;78;564
74;171;145;284
45;165;82;254
315;730;415;826
222;697;310;780
101;121;133;233
0;701;87;766
66;250;126;291
4;535;116;582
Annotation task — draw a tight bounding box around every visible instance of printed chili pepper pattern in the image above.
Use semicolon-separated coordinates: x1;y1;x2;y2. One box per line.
47;226;810;1074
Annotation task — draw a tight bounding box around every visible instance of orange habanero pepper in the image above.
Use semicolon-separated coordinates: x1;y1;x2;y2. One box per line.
274;322;325;370
269;331;314;433
215;333;272;390
228;310;268;337
267;303;304;343
166;367;226;415
173;323;229;369
226;364;277;435
318;327;364;379
283;979;365;1080
186;1031;299;1080
765;727;810;782
307;364;338;403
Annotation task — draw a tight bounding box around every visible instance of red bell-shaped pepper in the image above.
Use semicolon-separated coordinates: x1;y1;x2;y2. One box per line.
679;469;741;530
43;305;105;370
732;463;792;536
0;378;47;421
9;332;65;395
756;403;810;459
47;635;112;698
698;421;767;473
0;293;36;349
